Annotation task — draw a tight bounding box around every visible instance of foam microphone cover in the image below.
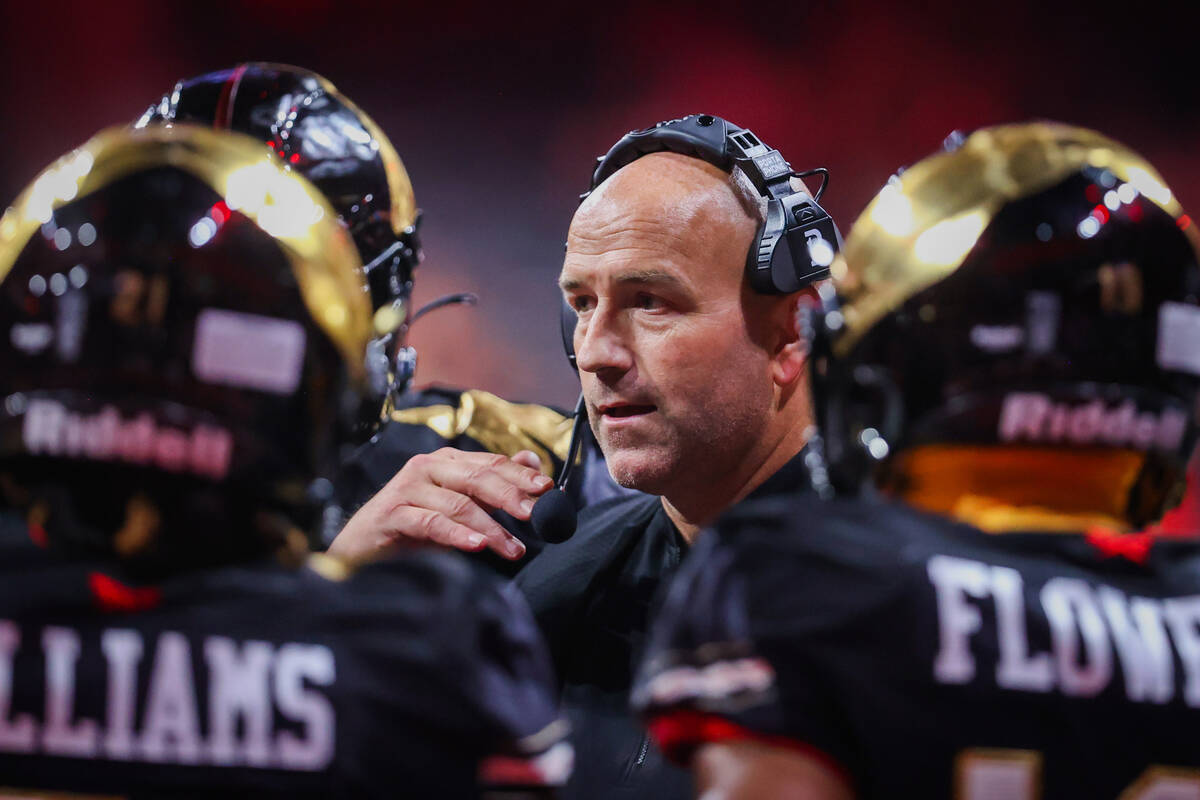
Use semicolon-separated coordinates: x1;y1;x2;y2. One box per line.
530;488;577;543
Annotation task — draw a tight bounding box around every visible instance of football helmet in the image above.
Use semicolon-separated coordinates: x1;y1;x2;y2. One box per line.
0;124;374;568
811;122;1200;527
137;63;419;312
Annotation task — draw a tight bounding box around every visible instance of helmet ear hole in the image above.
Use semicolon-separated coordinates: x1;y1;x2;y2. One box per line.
849;365;905;448
820;361;905;494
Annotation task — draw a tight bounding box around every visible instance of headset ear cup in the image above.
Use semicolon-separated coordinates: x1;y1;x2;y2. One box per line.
560;296;578;370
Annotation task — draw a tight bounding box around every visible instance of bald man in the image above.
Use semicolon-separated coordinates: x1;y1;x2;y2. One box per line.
328;129;826;798
558;150;813;536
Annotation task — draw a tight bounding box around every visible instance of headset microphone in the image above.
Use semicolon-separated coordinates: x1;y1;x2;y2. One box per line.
529;395;586;543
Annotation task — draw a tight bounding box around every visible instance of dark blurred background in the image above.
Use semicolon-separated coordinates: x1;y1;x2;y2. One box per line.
3;0;1198;525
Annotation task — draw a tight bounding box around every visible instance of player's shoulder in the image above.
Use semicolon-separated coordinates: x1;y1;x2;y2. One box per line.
717;492;963;579
298;547;521;625
645;494;968;650
335;547;566;773
111;547;516;644
198;549;556;718
343;547;512;605
635;496;951;727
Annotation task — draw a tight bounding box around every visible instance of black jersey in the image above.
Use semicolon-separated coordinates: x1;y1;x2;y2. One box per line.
0;513;569;798
329;387;633;561
634;494;1200;799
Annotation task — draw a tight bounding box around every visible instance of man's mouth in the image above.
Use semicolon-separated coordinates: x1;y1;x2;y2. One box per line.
598;402;657;420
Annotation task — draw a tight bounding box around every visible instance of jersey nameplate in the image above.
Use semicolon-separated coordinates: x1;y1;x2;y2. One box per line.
928;555;1200;706
0;621;335;771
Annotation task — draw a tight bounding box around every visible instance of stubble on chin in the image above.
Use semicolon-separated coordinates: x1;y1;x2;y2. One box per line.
599;436;680;494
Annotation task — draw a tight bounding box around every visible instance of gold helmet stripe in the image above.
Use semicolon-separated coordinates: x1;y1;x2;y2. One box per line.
833;122;1199;357
0;124;373;382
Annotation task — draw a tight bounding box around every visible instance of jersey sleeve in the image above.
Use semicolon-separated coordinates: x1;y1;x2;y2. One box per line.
348;551;572;790
469;579;574;789
633;496;905;784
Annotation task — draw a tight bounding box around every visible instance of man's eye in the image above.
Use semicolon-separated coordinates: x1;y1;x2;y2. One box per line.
570;296;594;313
635;293;664;311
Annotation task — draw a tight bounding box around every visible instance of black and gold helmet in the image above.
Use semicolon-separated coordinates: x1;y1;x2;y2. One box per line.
136;62;420;321
0;125;374;569
811;122;1200;527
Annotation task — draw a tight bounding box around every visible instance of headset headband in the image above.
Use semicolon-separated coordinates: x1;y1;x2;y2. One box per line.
584;113;841;294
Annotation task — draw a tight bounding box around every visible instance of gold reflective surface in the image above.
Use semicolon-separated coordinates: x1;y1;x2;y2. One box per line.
833;122;1199;357
891;444;1145;533
0;124;373;381
390;389;576;476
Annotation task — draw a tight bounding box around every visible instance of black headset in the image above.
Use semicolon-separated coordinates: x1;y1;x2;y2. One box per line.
560;112;842;368
532;114;843;543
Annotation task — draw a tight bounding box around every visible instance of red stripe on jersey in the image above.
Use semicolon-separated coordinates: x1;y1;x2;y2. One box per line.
478;741;572;788
1086;526;1154;564
214;63;249;130
646;709;852;785
89;572;162;613
478;755;552;786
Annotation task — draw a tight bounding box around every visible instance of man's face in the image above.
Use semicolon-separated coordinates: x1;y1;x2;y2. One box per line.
559;153;780;496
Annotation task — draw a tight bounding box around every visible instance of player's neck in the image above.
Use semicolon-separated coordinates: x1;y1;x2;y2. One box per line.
661;418;810;543
890;445;1144;533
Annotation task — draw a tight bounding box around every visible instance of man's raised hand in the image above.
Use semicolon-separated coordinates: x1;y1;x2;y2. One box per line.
327;448;553;564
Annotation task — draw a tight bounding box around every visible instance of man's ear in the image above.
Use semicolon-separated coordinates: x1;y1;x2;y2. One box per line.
770;293;809;388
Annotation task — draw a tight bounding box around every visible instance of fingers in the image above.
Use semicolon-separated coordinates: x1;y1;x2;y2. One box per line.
392;482;527;559
511;449;545;472
414;450;554;520
329;448;556;565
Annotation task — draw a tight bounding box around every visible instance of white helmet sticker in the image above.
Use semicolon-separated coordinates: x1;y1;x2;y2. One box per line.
1158;301;1200;377
192;309;306;395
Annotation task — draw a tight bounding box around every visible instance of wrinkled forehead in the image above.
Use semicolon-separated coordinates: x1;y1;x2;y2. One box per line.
563;153;754;287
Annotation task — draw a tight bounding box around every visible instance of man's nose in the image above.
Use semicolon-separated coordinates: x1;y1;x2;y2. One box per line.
574;307;633;376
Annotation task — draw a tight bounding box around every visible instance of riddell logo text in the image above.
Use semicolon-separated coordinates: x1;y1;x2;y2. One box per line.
22;400;233;479
998;393;1187;451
